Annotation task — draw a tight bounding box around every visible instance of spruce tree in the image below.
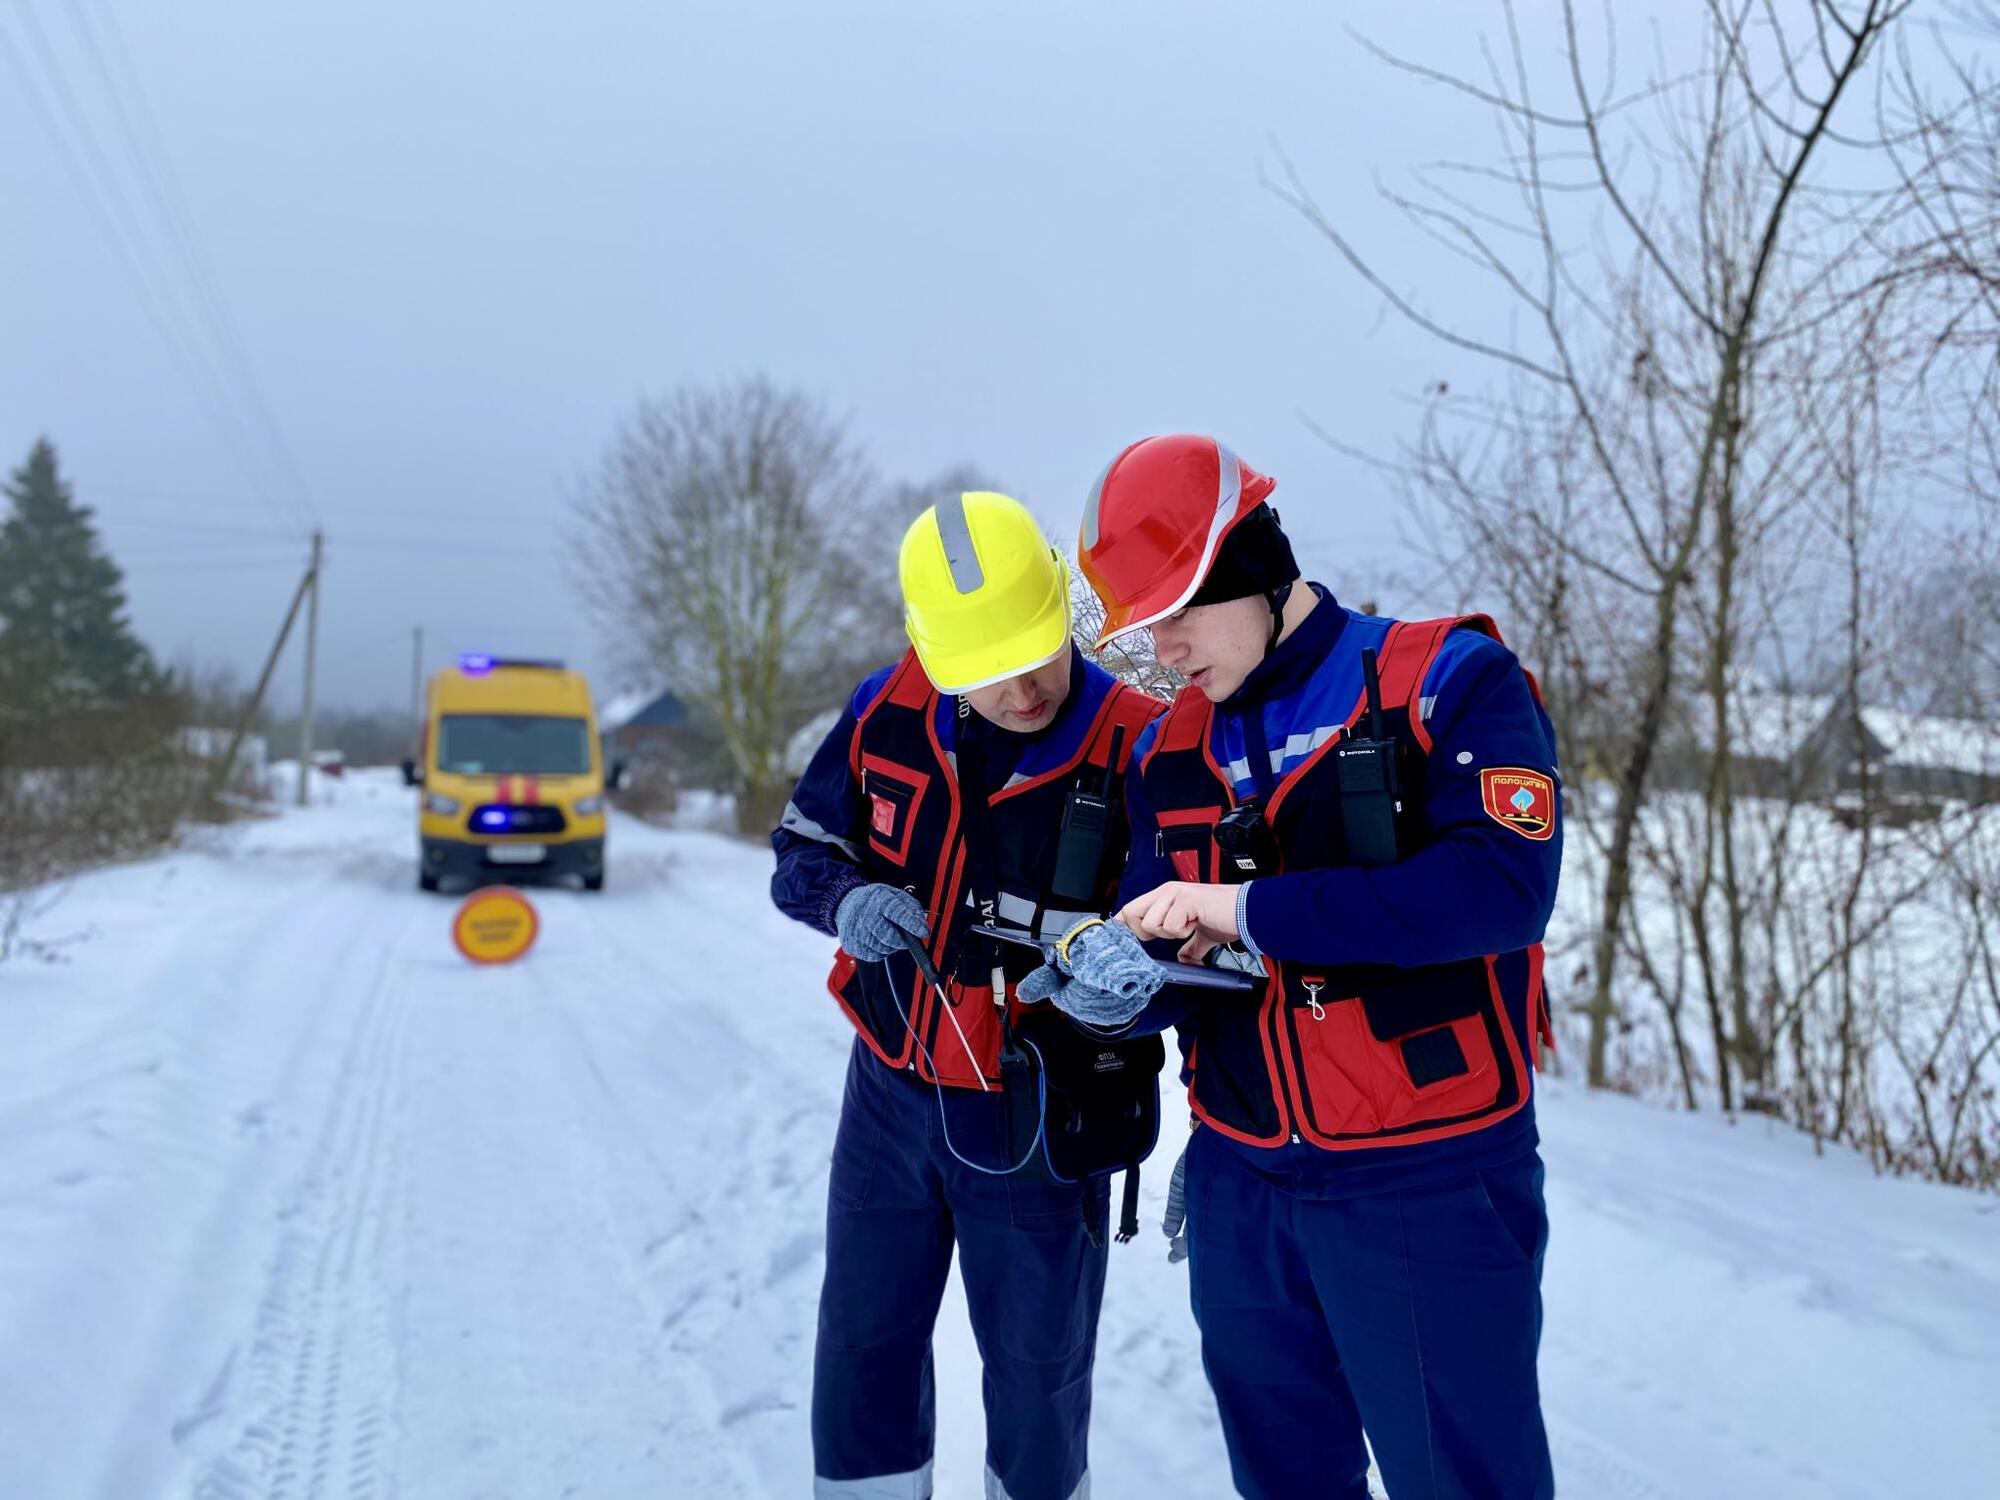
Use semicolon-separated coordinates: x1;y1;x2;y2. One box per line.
0;439;158;731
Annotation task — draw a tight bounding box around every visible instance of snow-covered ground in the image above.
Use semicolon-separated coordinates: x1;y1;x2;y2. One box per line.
2;770;1996;1498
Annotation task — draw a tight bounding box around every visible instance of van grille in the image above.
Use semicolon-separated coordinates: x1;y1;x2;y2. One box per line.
470;804;567;836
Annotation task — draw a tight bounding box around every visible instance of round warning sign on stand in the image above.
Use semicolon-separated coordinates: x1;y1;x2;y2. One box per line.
452;886;540;965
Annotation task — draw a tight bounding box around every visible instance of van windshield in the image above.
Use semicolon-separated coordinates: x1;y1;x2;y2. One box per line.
437;715;592;776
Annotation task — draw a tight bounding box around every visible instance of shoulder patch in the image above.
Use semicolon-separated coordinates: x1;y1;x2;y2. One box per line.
1479;767;1556;841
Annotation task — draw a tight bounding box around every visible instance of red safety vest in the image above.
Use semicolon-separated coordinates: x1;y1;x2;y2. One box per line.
1141;615;1552;1151
828;651;1165;1089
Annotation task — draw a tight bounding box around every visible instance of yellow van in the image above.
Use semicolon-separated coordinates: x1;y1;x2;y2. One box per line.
401;655;622;892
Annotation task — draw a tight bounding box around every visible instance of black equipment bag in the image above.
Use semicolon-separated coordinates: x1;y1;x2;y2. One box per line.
1001;1011;1164;1187
1000;1011;1163;1243
956;704;1166;1239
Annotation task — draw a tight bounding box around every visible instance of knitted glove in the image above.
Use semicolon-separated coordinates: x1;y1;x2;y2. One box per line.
1015;920;1164;1027
834;883;930;962
1060;920;1166;1003
1162;1141;1191;1264
1017;963;1072;1004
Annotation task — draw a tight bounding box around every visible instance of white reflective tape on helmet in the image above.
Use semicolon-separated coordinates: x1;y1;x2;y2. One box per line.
936;494;985;595
1080;457;1114;552
1214;440;1243;516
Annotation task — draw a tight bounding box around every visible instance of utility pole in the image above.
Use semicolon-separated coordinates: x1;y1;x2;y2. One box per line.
204;561;315;807
296;529;322;808
410;625;424;742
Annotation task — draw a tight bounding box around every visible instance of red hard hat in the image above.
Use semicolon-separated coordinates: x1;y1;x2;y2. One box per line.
1077;435;1277;649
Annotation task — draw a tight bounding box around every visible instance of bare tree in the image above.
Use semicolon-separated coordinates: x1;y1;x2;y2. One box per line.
1277;0;1915;1088
1279;4;2000;1183
1877;1;2000;709
1068;571;1183;700
570;378;905;835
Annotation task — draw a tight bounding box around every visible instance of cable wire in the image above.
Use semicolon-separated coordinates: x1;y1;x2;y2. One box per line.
2;1;315;533
0;15;280;528
67;0;319;528
884;956;1045;1178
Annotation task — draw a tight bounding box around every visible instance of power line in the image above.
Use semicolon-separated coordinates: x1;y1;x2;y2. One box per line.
67;0;320;529
85;483;316;506
122;555;316;575
0;7;290;533
94;514;301;539
0;17;273;528
92;489;568;530
0;2;312;534
325;535;555;559
112;542;315;561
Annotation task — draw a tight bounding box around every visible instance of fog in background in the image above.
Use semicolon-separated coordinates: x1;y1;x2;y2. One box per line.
2;1;1657;710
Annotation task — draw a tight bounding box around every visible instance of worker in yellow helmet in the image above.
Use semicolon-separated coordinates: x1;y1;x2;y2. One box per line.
772;490;1165;1500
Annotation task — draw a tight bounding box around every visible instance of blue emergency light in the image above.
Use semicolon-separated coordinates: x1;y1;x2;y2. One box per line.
459;653;562;674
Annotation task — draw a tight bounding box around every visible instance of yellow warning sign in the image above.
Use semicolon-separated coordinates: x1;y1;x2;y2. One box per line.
452;886;540;965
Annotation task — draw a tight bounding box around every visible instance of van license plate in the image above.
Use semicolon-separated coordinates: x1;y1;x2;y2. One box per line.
486;844;547;865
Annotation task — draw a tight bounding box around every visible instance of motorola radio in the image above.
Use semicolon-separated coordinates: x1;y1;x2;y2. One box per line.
1334;645;1404;867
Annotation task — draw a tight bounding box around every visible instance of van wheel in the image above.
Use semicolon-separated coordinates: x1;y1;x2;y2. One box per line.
582;872;605;892
419;870;441;892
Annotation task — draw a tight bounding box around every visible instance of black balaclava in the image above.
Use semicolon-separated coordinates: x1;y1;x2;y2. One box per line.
1185;504;1301;655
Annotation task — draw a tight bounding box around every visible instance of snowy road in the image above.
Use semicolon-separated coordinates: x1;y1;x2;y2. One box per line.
2;771;1996;1498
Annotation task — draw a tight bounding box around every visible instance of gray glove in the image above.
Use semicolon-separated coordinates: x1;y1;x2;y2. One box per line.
1162;1140;1191;1264
1016;919;1164;1027
835;883;930;962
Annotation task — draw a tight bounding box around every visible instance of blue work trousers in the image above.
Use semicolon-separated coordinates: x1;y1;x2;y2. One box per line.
1186;1126;1554;1499
813;1039;1108;1500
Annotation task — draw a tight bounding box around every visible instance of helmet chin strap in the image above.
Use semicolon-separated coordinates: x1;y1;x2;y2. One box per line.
1263;580;1296;656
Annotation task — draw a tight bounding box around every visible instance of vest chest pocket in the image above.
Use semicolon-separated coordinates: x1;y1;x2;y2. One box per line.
1283;962;1504;1142
1155;810;1220;883
859;757;930;867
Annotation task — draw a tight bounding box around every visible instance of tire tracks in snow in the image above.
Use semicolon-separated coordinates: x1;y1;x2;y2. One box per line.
514;886;839;1497
188;899;418;1500
59;849;423;1500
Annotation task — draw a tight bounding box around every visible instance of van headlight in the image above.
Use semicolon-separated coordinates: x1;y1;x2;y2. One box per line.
574;794;606;816
423;792;461;816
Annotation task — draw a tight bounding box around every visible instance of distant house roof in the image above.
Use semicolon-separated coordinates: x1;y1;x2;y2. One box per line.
1698;688;1999;776
600;688;690;734
1857;705;2000;776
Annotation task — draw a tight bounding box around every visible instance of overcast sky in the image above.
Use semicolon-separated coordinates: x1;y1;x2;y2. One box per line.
1;1;1791;713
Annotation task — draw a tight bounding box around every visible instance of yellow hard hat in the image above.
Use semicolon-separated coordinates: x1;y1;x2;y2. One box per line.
898;491;1072;694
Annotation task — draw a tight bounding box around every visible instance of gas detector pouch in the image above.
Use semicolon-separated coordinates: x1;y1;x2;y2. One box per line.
1000;1010;1165;1239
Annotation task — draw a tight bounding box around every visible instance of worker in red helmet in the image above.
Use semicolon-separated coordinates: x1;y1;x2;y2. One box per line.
1034;434;1563;1499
